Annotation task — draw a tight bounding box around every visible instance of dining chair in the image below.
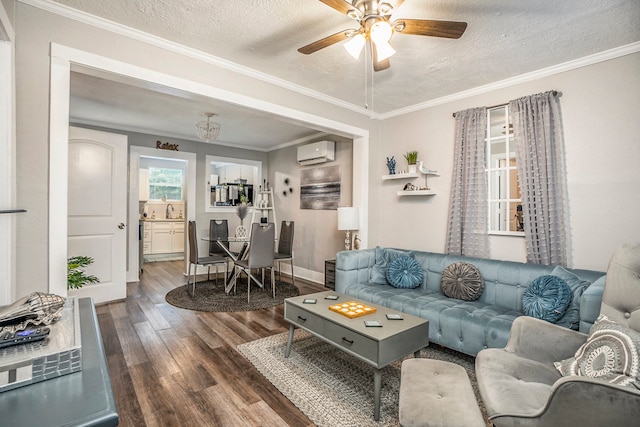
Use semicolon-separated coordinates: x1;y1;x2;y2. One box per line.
187;221;227;297
231;222;275;302
274;220;295;286
209;219;231;256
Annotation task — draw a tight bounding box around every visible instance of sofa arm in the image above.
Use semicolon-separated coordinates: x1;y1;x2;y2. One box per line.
504;316;587;363
492;376;640;427
335;249;375;293
579;275;605;333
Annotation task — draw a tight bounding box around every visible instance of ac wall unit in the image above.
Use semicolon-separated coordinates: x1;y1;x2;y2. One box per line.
297;141;335;166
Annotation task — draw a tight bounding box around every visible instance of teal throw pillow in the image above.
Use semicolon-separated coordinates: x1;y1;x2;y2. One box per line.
522;275;572;323
370;247;414;285
386;256;423;289
552;266;591;330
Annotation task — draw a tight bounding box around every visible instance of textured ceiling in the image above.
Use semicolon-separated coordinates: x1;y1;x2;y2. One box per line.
50;0;640;149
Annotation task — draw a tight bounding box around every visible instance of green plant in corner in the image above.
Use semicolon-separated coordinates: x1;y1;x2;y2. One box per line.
404;151;418;165
67;256;100;290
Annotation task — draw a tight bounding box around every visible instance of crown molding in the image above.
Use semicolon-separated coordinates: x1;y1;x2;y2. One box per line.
378;41;640;120
20;0;371;117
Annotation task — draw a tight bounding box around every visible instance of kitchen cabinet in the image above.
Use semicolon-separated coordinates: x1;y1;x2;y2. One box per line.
139;169;149;201
143;221;184;254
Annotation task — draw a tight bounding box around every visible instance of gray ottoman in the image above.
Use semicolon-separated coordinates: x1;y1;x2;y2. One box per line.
399;359;485;427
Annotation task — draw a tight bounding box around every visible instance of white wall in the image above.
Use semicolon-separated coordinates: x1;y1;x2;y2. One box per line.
373;52;640;272
268;136;354;281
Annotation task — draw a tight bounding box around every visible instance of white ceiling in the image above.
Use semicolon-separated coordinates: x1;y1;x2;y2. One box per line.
54;0;640;150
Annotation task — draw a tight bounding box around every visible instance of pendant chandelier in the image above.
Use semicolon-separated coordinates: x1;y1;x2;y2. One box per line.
195;112;221;142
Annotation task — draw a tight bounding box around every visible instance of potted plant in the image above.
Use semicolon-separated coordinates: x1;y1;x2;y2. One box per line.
404;151;418;173
67;256;99;289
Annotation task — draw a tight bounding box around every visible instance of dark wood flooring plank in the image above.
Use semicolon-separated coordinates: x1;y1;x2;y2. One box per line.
156;328;217;393
136;296;171;330
133;321;180;377
113;315;149;367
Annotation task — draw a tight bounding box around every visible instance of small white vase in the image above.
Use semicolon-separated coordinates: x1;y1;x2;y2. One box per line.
408;164;417;174
235;225;247;238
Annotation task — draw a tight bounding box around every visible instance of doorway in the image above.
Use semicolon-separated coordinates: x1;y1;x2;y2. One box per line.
48;43;370;296
128;146;196;283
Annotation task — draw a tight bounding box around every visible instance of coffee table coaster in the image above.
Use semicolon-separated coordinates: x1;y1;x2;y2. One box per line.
328;301;377;318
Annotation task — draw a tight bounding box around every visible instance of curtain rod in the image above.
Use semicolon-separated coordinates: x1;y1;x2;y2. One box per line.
452;90;558;118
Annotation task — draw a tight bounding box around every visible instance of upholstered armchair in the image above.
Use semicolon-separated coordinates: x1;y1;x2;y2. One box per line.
475;242;640;427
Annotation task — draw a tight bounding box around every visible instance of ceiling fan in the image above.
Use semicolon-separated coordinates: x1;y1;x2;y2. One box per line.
298;0;467;71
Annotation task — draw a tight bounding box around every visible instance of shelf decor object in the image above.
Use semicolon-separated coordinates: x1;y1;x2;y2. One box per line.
337;207;359;251
385;156;396;175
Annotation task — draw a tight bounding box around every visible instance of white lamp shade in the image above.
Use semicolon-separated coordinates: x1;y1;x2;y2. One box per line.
338;207;359;231
344;33;366;59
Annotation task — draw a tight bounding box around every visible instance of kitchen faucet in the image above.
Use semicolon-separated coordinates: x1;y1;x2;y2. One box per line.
166;203;174;219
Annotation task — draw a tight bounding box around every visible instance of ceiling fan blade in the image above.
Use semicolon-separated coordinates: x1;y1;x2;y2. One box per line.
392;19;467;39
373;58;390;72
372;42;391;72
318;0;353;15
298;30;351;54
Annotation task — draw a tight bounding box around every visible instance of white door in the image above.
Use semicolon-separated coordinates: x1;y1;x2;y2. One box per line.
68;127;128;304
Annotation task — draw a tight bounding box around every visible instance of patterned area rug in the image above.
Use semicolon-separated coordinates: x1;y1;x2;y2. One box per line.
238;330;491;427
165;279;299;312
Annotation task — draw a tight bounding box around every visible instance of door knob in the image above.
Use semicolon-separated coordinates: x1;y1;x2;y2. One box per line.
118;223;126;229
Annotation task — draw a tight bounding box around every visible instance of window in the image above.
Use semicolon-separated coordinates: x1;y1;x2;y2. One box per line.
204;155;262;213
486;106;523;235
148;167;183;200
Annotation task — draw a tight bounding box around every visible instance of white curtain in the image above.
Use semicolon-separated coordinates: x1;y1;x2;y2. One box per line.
445;107;489;258
510;91;567;265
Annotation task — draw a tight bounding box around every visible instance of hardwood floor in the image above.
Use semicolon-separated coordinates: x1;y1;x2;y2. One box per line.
96;260;325;427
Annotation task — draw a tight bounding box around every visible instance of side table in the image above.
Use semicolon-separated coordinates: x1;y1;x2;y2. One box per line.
0;297;118;426
324;259;336;289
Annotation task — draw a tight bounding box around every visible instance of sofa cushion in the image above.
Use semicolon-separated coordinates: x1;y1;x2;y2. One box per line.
440;262;484;301
552;266;592;330
386;256;423;289
522;275;572;323
370;247;414;285
554;314;640;388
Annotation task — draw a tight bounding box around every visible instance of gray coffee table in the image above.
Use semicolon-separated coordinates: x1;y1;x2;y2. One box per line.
284;291;429;421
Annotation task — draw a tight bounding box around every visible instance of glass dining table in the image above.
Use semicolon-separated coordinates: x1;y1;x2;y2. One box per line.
201;235;251;294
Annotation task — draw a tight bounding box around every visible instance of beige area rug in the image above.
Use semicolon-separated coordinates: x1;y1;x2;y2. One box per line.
237;330;490;427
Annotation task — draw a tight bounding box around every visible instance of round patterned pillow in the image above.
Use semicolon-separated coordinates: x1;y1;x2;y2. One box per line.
440;262;484;301
522;275;572;323
386;256;424;289
554;314;640;388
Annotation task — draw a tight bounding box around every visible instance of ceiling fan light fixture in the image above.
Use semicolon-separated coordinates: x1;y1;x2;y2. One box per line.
370;20;393;44
374;39;396;61
195;112;221;142
344;33;366;59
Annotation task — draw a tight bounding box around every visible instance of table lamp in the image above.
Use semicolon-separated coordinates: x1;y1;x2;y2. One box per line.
337;207;359;251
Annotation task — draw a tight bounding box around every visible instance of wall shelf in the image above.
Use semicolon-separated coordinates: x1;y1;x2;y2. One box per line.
397;190;437;196
382;167;439;197
381;173;419;180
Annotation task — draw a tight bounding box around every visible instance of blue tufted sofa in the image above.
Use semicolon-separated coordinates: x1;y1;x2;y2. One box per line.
335;248;606;356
